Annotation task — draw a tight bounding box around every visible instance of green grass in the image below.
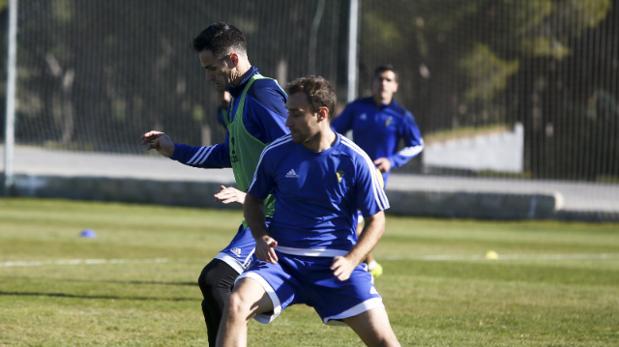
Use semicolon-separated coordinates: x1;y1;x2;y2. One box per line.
1;198;618;346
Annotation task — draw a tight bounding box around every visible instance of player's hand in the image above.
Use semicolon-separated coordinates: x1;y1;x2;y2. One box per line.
142;130;174;157
221;91;232;106
331;255;357;281
374;157;392;173
256;235;278;264
214;185;246;205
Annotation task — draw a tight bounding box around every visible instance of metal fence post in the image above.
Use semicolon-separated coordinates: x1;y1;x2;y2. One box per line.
346;0;359;102
4;0;18;193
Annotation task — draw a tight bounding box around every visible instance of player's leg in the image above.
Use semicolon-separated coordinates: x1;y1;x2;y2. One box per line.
343;306;400;347
197;259;239;346
216;277;274;347
199;224;257;345
218;254;301;346
314;259;395;346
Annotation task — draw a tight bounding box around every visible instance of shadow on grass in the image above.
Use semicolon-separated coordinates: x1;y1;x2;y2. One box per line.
0;290;196;302
64;278;197;287
2;275;197;287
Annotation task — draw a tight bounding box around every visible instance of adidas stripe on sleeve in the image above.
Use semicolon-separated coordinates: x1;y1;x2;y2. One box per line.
341;137;390;216
171;141;231;169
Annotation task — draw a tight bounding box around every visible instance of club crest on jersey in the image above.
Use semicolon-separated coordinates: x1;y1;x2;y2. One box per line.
285;169;299;178
384;116;393;127
336;170;345;183
360;113;367;121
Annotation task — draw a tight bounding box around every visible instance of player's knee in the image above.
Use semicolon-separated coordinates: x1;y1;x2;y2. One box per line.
225;291;251;322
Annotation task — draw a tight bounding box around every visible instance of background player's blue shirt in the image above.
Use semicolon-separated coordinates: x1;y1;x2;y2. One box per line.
248;134;390;253
331;97;423;183
171;67;288;169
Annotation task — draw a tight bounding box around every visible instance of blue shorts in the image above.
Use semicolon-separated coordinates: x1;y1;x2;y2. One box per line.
214;223;256;274
237;252;383;324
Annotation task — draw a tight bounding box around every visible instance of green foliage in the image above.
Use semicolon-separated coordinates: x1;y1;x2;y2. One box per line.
510;0;611;59
504;0;553;37
1;198;618;346
111;99;127;122
11;1;351;151
360;0;617;179
51;0;73;24
520;36;569;59
459;44;519;102
191;104;205;123
566;0;612;28
5;0;618;178
422;1;482;34
364;12;403;53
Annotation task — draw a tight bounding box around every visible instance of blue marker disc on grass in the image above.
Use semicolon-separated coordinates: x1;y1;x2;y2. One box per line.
80;229;96;238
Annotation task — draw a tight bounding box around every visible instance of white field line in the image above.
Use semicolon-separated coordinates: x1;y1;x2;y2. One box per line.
0;258;169;268
382;253;619;262
2;254;618;268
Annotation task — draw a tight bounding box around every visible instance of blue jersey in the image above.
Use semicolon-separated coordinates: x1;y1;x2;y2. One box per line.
247;134;389;255
171;66;288;170
331;97;423;183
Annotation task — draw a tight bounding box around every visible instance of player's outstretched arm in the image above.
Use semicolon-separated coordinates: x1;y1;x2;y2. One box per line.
214;185;246;205
142;130;175;157
331;211;385;281
244;193;278;263
143;130;231;169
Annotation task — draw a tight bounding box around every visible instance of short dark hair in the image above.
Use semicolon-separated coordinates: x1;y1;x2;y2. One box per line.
286;76;337;118
193;22;247;57
373;64;398;82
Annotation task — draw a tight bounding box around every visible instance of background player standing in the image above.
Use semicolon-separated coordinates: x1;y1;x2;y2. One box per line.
331;64;423;278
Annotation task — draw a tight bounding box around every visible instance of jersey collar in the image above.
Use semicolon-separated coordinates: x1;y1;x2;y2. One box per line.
376;98;398;110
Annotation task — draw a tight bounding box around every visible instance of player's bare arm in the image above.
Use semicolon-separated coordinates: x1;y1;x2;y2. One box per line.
244;193;278;263
142;130;175;157
331;211;385;281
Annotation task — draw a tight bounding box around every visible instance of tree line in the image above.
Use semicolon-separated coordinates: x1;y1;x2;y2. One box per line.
1;0;617;180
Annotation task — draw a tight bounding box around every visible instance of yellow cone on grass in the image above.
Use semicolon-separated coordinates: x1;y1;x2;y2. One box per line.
485;250;499;260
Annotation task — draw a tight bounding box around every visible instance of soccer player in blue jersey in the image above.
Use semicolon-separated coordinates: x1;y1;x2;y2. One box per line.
216;76;400;347
332;64;424;278
142;23;288;346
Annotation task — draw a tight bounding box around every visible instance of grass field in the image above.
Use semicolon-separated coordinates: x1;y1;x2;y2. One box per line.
1;198;618;346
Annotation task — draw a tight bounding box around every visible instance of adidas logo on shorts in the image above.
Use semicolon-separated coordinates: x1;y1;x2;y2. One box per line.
285;169;298;178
